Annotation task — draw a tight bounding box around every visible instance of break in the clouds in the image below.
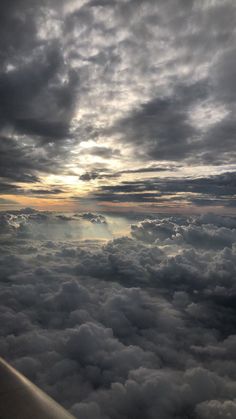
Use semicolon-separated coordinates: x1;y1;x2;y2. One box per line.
0;0;235;212
1;209;236;418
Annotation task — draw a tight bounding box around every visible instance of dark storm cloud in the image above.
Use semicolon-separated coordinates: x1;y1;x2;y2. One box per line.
0;0;80;187
1;210;236;418
0;48;79;179
0;0;79;139
0;136;54;183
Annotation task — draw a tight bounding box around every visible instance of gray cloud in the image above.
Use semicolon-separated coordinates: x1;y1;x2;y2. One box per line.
79;147;121;159
109;82;236;165
0;0;235;203
0;136;57;184
0;1;80;187
1;209;236;418
97;0;236;165
109;83;204;161
76;171;236;209
27;188;64;195
0;182;21;195
79;165;175;181
0;1;79;140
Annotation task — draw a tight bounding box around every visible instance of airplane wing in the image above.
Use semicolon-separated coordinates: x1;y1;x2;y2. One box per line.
0;357;76;419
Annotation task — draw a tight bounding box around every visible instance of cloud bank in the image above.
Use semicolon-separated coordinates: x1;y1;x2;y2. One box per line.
1;209;236;418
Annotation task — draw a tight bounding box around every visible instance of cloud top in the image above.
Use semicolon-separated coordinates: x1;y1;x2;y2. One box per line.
1;209;236;418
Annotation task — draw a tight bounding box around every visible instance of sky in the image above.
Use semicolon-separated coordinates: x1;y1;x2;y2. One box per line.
1;3;236;418
0;0;236;214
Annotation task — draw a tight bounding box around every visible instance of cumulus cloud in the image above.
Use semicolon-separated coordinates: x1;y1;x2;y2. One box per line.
131;216;236;249
79;212;107;224
1;209;236;418
0;209;111;240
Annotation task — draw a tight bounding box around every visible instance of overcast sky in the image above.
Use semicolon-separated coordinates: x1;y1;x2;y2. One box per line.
0;0;236;213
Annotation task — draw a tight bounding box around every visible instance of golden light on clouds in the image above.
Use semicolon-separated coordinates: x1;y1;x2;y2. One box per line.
0;0;235;214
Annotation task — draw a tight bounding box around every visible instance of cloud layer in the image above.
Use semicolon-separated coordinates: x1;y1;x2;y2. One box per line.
1;209;236;418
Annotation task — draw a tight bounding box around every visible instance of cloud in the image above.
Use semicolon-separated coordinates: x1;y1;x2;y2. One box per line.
79;165;175;182
0;0;235;207
0;1;79;140
97;0;236;166
0;1;80;188
0;137;42;184
109;84;236;164
79;171;103;181
109;83;203;161
79;212;107;224
131;217;236;250
196;399;236;419
1;209;236;418
79;146;121;159
27;188;64;195
0;208;111;240
76;171;236;209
